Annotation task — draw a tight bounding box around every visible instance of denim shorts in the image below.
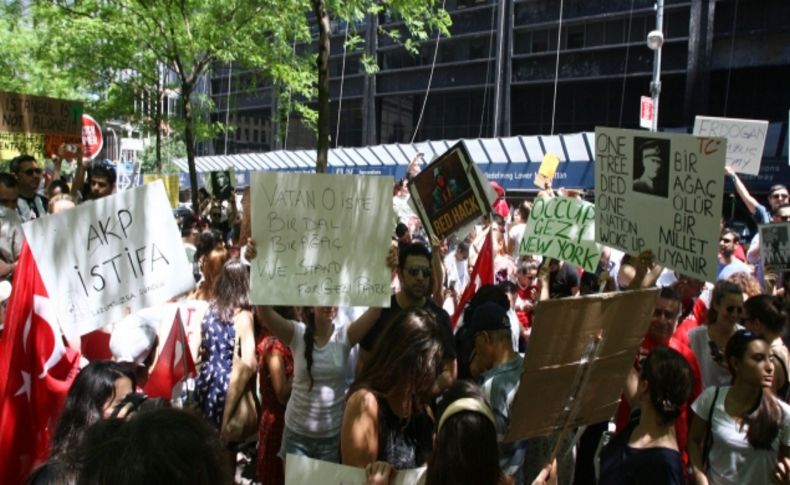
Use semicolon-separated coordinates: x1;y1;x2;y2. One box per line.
278;426;341;463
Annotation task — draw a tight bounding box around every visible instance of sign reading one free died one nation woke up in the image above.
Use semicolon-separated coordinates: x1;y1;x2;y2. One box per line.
22;181;195;336
594;128;726;283
250;172;394;307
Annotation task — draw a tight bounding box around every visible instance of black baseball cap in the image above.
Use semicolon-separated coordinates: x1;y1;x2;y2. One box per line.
470;302;510;334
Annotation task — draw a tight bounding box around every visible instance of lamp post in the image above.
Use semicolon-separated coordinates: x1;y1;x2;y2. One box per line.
647;0;664;133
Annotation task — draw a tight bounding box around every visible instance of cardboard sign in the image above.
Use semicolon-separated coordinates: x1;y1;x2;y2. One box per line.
759;223;790;273
250;172;394;307
22;181;194;335
693;116;768;176
0;91;83;161
519;196;601;272
143;174;180;208
285;454;426;485
594;128;726;282
505;289;658;441
534;152;560;189
409;142;496;241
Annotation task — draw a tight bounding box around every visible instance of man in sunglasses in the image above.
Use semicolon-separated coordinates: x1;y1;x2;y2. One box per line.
9;154;47;221
726;165;788;225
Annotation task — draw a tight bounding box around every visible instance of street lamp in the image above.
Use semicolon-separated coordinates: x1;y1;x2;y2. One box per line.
647;0;664;132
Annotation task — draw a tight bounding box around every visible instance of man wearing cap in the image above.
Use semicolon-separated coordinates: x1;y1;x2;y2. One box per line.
633;140;667;196
468;301;526;483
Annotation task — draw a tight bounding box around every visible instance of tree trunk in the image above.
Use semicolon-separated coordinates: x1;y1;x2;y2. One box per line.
182;83;199;212
155;73;163;173
312;0;330;174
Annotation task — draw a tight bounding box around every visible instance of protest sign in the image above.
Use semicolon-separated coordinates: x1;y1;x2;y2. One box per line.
205;169;235;201
693;116;768;176
250;172;394;307
505;289;658;441
285;454;426;485
409;142;496;241
594;127;725;282
534;152;560;189
143;174;180;208
0;91;83;161
22;181;194;335
759;223;790;273
519;196;601;272
116;161;141;191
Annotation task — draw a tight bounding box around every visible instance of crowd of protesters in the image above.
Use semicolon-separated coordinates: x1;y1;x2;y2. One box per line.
0;149;789;485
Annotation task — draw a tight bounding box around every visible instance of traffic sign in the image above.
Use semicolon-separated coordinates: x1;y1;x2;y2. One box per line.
82;114;103;160
640;96;653;129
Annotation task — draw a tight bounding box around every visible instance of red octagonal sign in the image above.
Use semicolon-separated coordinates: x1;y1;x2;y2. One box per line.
82;114;103;160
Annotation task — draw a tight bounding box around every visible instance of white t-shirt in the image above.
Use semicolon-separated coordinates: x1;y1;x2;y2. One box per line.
284;320;351;438
689;326;742;389
692;386;790;485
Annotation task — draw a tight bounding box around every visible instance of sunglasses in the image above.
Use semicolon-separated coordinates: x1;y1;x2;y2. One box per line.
725;305;743;315
770;193;789;200
652;308;677;320
720;238;734;243
406;267;431;278
23;168;43;176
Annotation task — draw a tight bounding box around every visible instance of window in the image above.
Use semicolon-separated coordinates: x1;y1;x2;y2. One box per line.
586;22;604;47
532;29;549;52
566;26;585;49
605;19;625;44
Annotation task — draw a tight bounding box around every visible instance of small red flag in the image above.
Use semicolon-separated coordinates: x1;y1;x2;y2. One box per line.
144;310;196;400
451;228;495;329
0;243;81;484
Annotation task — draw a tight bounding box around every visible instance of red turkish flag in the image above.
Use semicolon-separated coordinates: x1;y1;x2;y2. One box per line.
143;310;196;400
0;243;81;484
451;228;494;329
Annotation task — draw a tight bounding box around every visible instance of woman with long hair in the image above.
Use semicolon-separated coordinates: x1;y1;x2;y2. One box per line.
743;295;790;399
599;347;692;484
342;309;445;470
29;361;136;483
255;304;380;463
194;258;256;435
688;330;790;484
688;281;745;389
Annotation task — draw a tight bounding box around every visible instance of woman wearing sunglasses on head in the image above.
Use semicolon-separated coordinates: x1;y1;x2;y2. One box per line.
688;330;790;485
688;281;745;389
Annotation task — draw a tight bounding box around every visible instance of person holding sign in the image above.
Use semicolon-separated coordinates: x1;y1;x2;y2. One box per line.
725;164;788;225
688;330;790;485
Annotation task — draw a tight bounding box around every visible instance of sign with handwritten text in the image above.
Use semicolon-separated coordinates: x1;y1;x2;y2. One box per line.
520;196;600;272
250;172;394;307
594;127;726;282
0;91;83;161
693;116;768;176
22;181;194;335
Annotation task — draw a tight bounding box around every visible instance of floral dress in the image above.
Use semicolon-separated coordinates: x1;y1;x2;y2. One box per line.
195;304;236;429
256;336;294;485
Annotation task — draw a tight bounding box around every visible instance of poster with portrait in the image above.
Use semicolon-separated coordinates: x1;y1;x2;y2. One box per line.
22;181;195;336
759;223;790;273
205;169;235;201
408;142;496;241
0;91;83;161
594;127;726;283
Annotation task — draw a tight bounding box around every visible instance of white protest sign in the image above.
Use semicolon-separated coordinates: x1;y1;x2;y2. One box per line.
285;454;426;485
250;172;394;307
594;128;726;283
519;196;601;272
22;180;194;335
693;116;768;175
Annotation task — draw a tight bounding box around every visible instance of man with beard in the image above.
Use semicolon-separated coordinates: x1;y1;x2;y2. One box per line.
717;228;751;280
357;242;456;388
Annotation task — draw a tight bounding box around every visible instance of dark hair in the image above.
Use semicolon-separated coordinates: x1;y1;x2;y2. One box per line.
640;347;692;425
426;381;505;485
398;241;432;270
498;280;517;295
10;154;36;173
720;227;740;243
517;201;530;222
0;172;17;188
657;286;681;313
726;330;784;449
349;310;445;415
744;295;788;336
395;222;409;238
212;259;250;321
75;408;231;485
194;229;224;263
48;179;70;198
491;213;506;229
462;284;510;323
456;241;469;255
707;280;742;325
89;159;117;186
769;184;788;195
51;361;136;460
302;307;317;391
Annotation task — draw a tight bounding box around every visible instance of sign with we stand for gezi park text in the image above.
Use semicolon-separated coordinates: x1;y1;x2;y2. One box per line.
409;142;496;241
22;181;195;336
594;128;726;283
250;172;394;308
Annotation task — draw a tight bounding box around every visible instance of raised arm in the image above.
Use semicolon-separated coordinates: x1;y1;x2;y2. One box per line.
725;166;760;215
255;306;295;346
347;307;383;347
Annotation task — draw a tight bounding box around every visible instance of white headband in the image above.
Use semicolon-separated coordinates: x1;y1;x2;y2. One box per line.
437;398;497;432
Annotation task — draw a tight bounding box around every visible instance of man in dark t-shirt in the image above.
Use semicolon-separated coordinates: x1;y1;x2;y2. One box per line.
358;242;456;383
546;259;580;299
